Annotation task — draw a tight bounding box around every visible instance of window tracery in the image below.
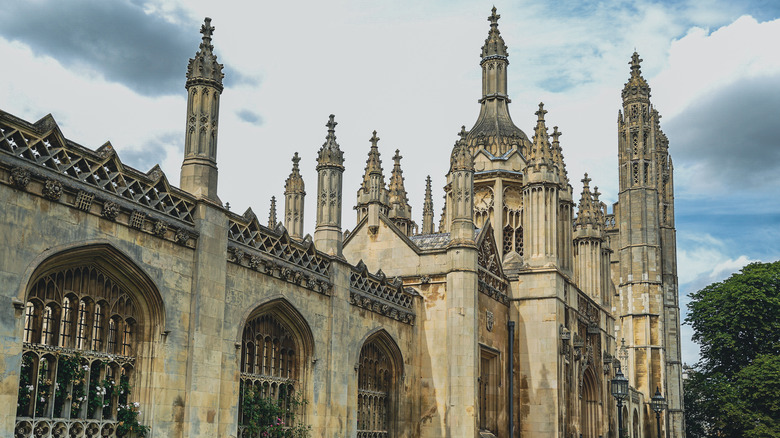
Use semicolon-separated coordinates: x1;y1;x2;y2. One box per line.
15;265;140;438
357;341;391;437
238;312;301;435
502;186;523;256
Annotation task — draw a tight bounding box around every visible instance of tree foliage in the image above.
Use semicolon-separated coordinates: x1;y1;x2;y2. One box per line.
684;261;780;438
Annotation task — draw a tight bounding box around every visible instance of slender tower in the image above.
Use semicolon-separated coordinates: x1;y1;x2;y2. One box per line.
573;174;604;302
315;115;345;256
615;52;684;436
522;103;560;267
421;176;435;234
284;152;306;239
180;17;224;201
551;126;574;275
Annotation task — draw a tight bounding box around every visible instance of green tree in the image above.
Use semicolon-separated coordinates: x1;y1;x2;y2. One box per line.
684;261;780;438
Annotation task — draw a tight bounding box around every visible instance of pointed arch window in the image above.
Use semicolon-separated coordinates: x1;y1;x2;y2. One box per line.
239;310;307;434
356;334;402;438
16;264;144;435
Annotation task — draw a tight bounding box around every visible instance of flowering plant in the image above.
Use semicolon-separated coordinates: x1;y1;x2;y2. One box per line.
117;401;149;437
241;385;310;438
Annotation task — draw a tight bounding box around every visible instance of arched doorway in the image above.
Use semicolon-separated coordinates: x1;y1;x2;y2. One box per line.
580;368;601;438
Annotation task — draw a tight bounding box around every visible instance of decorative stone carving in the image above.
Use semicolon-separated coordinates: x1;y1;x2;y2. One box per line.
486;310;494;331
175;228;190;244
10;167;30;188
42;179;63;200
152;220;167;237
101;200;120;220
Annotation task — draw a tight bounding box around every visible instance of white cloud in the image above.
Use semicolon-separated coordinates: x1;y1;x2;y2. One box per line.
654;15;780;120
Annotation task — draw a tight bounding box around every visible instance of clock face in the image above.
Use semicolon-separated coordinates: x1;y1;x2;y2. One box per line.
474;187;494;212
504;187;522;212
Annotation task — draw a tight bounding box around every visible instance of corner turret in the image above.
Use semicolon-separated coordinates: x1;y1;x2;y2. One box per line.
315;115;345;256
284;152;306;239
180;18;225;201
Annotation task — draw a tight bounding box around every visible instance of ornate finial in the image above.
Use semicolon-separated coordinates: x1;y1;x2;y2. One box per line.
285;152;305;194
317;114;344;169
458;125;468;140
481;7;508;59
593;186;601;201
186;17;224;86
552;126;561;142
488;6;500;26
582;173;591;188
370;130;380;147
201;17;215;47
268;196;277;227
393;149;402;163
630;51;643;76
535;102;547;121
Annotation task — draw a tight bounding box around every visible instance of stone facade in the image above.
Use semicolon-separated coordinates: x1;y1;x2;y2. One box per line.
0;9;683;438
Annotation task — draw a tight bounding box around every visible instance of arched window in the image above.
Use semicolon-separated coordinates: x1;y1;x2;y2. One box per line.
357;333;402;438
91;303;104;351
16;264;144;437
238;310;309;435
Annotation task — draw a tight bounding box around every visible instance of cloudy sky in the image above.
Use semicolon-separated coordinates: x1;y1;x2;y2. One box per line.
1;0;779;365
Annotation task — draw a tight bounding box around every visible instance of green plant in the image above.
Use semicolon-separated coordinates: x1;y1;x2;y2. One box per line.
35;359;52;417
241;384;310;438
87;361;105;418
53;353;85;417
16;354;34;416
117;401;149;437
115;374;149;437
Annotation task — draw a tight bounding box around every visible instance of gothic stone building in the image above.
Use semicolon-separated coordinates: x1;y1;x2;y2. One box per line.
0;9;685;438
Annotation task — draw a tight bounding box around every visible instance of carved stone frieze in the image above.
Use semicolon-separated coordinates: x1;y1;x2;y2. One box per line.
229;244;331;296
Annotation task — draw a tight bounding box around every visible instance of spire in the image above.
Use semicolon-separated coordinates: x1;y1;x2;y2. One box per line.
464;7;529;157
284;152;305;195
268;196;277;227
529;103;553;167
186;17;224;89
284;152;306;239
450;126;474;172
387;149;414;235
361;131;386;191
356;130;389;225
622;51;650;102
388;150;411;217
550;126;569;184
481;7;508;59
422;175;435;234
575;173;599;228
317;115;344;169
